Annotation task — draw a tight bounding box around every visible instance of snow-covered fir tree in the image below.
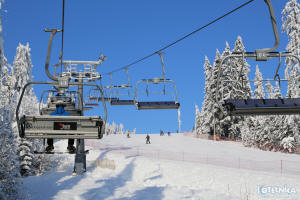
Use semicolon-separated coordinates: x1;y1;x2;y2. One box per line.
282;0;300;147
0;12;20;199
220;36;251;138
11;43;42;176
118;123;124;135
132;128;136;135
205;49;222;136
282;0;300;80
253;65;265;99
194;105;201;134
198;56;213;134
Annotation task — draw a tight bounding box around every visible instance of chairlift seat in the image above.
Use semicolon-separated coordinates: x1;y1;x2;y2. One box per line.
41;107;81;116
85;103;99;106
224;98;300;115
136;101;180;110
89;97;119;102
19;115;103;139
110;99;136;106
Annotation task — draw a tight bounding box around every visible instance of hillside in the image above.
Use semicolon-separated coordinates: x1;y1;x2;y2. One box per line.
22;134;300;200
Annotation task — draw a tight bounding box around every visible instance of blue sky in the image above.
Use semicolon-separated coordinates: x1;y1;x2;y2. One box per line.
1;0;292;133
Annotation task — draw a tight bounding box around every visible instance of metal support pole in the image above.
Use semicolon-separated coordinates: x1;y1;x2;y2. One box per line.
74;77;86;174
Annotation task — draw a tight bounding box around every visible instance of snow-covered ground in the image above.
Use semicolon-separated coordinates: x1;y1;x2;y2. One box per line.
22;134;300;200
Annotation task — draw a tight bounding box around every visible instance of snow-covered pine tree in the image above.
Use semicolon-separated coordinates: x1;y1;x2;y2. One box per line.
248;65;266;147
132;128;136;135
198;56;213;134
221;36;251;138
206;49;222;136
118;123;124;135
282;0;300;81
111;122;117;134
11;43;42;176
0;10;20;199
254;65;265;99
282;0;300;146
194;105;201;134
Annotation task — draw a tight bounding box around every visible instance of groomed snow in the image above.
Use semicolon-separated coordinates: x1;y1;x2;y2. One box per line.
22;134;300;200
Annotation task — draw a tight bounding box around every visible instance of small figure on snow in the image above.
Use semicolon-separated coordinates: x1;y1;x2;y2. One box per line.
126;130;130;138
146;134;151;144
160;130;164;136
168;131;171;136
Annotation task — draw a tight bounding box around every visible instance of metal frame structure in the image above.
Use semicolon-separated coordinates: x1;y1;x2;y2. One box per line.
134;78;180;110
213;0;300;136
105;69;136;106
134;52;180;110
16;28;108;174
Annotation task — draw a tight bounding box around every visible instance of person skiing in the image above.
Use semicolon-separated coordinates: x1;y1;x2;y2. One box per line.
160;130;164;136
146;134;151;144
126;130;130;138
168;131;171;136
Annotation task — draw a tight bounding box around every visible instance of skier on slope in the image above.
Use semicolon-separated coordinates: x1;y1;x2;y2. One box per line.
126;130;130;138
146;134;151;144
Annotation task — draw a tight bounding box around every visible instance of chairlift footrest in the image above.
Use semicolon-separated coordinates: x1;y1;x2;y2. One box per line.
136;101;180;110
33;150;89;155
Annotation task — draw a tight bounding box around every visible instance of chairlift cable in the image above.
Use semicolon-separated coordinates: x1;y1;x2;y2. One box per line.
59;0;65;74
102;0;254;76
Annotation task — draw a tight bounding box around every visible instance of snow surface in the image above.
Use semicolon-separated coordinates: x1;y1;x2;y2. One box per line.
22;134;300;200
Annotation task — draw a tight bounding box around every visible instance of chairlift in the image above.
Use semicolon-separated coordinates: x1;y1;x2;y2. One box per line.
215;0;300;117
87;86;118;102
107;69;136;106
134;52;180;110
39;90;81;116
17;29;107;140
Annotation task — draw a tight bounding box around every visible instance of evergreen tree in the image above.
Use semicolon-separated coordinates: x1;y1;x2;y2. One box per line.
282;0;300;80
11;43;41;177
132;128;136;135
194;105;201;134
118;123;124;135
199;56;213;134
0;11;20;199
221;36;251;138
282;0;300;143
254;65;265;99
208;49;223;136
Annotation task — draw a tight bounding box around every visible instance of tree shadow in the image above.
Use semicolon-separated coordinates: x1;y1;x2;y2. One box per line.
80;159;136;200
116;186;164;200
23;170;86;200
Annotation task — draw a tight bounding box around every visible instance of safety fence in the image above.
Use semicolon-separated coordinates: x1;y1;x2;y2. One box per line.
86;142;300;176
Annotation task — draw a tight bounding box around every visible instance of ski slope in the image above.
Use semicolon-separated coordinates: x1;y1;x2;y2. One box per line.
22;134;300;200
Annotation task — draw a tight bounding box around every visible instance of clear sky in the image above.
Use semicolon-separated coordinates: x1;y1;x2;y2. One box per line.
1;0;291;133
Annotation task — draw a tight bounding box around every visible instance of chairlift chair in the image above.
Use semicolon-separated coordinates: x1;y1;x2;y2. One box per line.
17;81;106;140
39;90;81;116
134;52;180;110
107;84;136;106
88;87;119;102
106;69;136;106
135;78;180;110
215;0;300;117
